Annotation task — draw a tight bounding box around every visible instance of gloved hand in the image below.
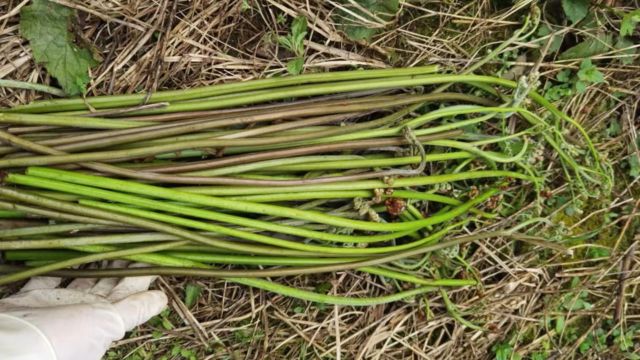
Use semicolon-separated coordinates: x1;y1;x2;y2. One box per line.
0;262;168;360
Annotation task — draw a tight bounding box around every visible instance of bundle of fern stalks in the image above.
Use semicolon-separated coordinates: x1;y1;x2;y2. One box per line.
0;66;607;305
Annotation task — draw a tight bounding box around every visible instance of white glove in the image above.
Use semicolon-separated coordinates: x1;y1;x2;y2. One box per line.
0;263;168;360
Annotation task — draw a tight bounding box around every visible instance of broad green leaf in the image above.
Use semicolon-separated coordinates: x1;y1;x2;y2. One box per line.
561;0;590;24
492;342;514;360
562;291;593;310
630;155;640;178
565;204;580;216
555;316;566;333
620;9;640;37
292;31;307;56
277;36;294;52
579;337;592;353
171;345;181;356
286;57;304;75
531;352;547;360
291;16;307;39
574;80;587;93
241;0;251;11
537;24;564;53
499;139;524;156
559;34;613;60
586;246;611;259
278;16;307;59
555;69;572;83
577;59;604;84
607;119;621;137
314;282;332;294
575;58;604;93
161;317;174;330
544;84;572;101
20;0;99;96
577;12;600;30
291;16;308;56
184;283;202;309
334;0;399;42
344;26;377;43
615;36;637;65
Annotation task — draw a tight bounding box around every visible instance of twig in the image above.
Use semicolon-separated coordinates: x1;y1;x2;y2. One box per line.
0;79;66;97
157;277;210;346
614;242;637;323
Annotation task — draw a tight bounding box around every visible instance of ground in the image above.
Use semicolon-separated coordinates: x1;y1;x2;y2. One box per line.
0;0;639;359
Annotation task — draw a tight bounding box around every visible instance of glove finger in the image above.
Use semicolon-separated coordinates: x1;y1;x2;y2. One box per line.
112;290;168;331
89;260;129;296
90;278;119;297
20;276;61;292
67;277;98;291
66;262;104;291
110;260;130;269
107;263;157;302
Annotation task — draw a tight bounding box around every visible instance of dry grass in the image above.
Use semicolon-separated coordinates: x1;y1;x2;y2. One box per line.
1;0;639;359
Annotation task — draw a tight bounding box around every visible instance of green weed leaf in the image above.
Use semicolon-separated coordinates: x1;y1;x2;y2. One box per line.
531;352;547;360
544;84;572;101
574;59;604;93
629;155;640;178
277;36;294;52
491;342;521;360
291;16;308;41
153;309;175;330
555;316;566;333
574;80;587;93
607;120;621;137
562;291;593;311
537;24;564;53
492;342;510;360
184;283;202;309
278;16;307;75
578;12;600;30
561;0;590;24
241;0;251;12
280;16;307;56
587;246;611;258
20;0;99;96
544;68;573;101
314;282;332;294
620;9;640;37
577;59;604;82
287;57;304;75
334;0;399;42
615;37;637;65
556;69;572;83
559;34;613;60
579;336;592;353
